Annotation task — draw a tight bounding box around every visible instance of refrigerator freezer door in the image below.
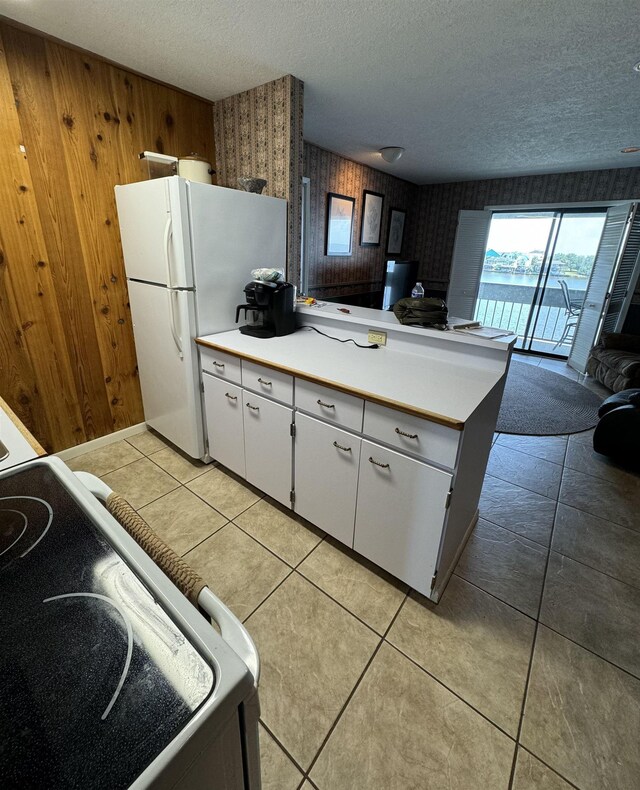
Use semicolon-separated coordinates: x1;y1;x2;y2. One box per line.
128;280;204;459
188;182;287;335
115;177;193;288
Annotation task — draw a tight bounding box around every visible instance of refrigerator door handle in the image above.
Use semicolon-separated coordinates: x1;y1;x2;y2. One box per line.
168;289;184;358
163;214;174;289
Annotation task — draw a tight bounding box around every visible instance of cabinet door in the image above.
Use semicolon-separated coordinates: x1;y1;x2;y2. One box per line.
294;414;361;546
354;440;452;597
202;373;245;477
243;391;293;508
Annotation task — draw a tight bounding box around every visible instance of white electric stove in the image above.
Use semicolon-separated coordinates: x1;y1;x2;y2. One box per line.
0;456;260;789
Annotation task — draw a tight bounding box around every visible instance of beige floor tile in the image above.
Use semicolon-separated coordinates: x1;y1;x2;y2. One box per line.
65;439;143;477
387;575;534;736
235;498;322;567
564;440;640;487
552;503;640;590
310;642;514;790
184;523;289;620
540;552;640;678
259;725;303;790
513;748;574;789
496;434;567;465
187;466;261;520
521;626;640;790
537;358;580;381
298;539;407;634
480;475;556;546
126;429;169;455
138;487;227;556
487;444;562;499
148;446;209;484
560;467;640;531
245;573;378;770
455;518;547;617
101;457;179;509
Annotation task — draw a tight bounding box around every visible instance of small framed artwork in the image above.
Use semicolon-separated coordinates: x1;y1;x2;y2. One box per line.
386;208;406;255
359;190;384;247
325;192;355;256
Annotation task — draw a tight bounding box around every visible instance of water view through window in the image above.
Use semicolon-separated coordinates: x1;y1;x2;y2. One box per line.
474;210;607;357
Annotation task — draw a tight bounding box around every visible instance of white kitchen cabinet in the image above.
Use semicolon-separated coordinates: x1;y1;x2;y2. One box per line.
243;391;293;508
202;373;245;477
294;414;361;545
354;440;453;598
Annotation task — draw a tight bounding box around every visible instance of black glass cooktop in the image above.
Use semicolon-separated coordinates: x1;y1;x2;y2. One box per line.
0;463;214;789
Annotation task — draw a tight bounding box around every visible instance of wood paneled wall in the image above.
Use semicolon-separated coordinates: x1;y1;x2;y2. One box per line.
0;22;215;452
304;143;419;299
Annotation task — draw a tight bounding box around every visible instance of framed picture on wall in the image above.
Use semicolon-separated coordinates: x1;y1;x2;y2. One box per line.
386;208;406;255
359;190;384;247
325;192;355;256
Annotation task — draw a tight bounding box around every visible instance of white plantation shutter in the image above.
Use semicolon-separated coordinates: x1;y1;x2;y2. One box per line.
568;203;634;373
446;210;492;319
602;203;640;333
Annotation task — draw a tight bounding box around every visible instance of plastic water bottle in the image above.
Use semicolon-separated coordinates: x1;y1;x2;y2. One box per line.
411;282;425;298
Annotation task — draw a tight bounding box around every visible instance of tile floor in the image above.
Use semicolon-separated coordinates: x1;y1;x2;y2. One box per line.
65;355;640;790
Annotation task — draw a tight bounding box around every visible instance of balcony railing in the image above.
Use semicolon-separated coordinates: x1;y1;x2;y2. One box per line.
473;282;582;355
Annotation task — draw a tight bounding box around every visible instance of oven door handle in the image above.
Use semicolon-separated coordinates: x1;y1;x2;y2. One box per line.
197;587;260;685
74;470;260;685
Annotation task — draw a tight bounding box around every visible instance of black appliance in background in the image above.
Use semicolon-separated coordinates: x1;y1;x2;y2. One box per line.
235;281;296;338
381;260;419;310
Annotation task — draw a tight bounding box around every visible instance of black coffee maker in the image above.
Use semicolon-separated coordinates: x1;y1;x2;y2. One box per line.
235;281;296;338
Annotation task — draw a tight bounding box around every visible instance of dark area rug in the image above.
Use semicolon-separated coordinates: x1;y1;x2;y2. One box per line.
497;361;604;435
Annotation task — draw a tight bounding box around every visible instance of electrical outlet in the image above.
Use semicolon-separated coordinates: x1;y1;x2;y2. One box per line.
367;329;387;346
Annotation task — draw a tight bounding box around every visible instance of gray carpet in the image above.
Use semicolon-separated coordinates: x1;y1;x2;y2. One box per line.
497;361;604;435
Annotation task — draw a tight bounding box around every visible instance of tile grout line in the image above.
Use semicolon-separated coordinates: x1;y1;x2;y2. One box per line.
302;591;410;782
517;745;582;790
506;433;568;789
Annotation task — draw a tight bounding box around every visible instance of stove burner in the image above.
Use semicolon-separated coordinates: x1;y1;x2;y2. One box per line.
0;509;27;557
0;496;53;558
43;592;133;721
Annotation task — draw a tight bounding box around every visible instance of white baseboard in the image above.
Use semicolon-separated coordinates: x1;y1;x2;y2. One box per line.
55;423;148;461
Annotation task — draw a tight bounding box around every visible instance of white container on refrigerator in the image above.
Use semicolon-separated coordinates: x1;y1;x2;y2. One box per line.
115;176;287;460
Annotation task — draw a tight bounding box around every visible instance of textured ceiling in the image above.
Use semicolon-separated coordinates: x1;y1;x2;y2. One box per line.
1;0;639;183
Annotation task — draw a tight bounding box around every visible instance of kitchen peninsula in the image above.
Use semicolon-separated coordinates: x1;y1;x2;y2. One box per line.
196;305;515;602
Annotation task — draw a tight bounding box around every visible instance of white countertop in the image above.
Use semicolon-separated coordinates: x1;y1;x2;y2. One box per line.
196;328;508;428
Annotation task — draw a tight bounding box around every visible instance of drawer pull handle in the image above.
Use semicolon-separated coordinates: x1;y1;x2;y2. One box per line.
369;457;390;469
395;427;418;439
225;393;237;401
257;377;272;386
317;399;335;409
213;361;225;368
246;402;260;411
333;441;352;453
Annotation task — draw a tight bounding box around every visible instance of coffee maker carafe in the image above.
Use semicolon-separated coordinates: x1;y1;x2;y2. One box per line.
235;281;296;338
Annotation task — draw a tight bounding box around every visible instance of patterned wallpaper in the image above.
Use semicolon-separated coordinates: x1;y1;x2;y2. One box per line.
213;75;304;281
303;143;419;299
415;166;640;291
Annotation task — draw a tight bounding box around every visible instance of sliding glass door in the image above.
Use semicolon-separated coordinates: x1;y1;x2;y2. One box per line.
473;209;607;357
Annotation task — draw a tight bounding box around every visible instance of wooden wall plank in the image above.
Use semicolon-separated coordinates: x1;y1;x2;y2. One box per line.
0;20;215;451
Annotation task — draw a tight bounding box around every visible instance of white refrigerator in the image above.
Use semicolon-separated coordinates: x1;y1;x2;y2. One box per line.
115;176;287;460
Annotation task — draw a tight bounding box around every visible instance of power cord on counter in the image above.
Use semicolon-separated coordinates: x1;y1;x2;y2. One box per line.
300;325;379;349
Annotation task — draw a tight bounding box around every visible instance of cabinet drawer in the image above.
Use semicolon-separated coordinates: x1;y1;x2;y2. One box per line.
202;373;245;477
295;380;364;432
363;402;459;469
242;360;293;406
294;414;361;546
200;347;241;384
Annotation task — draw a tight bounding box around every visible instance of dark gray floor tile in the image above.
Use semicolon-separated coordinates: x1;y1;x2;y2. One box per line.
480;475;556;546
496;433;567;465
553;503;640;590
487;444;562;499
455;518;547;617
541;552;640;678
560;467;640;531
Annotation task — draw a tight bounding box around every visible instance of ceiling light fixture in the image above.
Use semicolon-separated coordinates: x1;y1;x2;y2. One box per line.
379;147;405;163
620;146;640;153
